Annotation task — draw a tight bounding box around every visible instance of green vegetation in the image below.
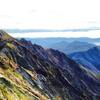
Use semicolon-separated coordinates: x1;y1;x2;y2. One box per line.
0;66;39;100
0;30;14;41
0;64;49;100
6;43;16;49
0;77;37;100
0;56;9;69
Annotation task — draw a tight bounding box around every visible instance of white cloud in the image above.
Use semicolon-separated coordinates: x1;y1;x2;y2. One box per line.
0;0;100;37
9;30;100;38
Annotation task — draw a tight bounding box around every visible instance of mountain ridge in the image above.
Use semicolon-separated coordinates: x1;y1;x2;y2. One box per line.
0;30;99;100
69;46;100;73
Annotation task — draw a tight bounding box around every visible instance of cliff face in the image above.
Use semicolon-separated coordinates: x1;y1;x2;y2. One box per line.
0;30;100;100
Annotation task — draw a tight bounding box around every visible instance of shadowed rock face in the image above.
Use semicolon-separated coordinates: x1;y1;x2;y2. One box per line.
0;30;100;100
20;38;100;100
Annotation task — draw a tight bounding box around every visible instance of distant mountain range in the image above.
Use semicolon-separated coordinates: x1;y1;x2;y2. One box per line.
69;46;100;73
25;38;99;54
0;30;100;99
48;41;95;54
26;37;100;47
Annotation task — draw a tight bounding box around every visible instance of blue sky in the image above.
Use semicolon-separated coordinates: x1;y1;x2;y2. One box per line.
0;0;100;38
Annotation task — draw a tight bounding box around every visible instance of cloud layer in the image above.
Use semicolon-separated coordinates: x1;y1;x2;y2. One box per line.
0;0;100;37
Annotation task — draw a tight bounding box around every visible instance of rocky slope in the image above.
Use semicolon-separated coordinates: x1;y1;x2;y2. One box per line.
0;30;100;100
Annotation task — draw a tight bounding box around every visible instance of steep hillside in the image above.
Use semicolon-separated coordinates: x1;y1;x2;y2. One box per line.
0;30;99;100
20;38;100;100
